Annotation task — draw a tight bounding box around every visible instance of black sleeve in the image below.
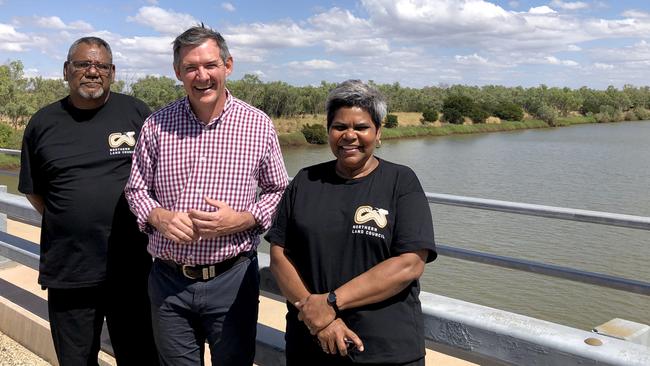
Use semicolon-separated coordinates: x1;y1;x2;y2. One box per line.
391;168;437;262
18;120;41;195
264;175;297;247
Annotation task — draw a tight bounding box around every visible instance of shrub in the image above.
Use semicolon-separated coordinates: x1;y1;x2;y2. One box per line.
536;104;558;126
0;123;21;149
595;105;623;123
494;102;524;121
421;108;438;123
442;108;463;124
442;95;475;124
633;107;650;120
468;105;489;124
384;114;399;128
300;123;327;144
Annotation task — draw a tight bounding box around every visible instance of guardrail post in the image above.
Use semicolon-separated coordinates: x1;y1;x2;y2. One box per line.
0;185;8;266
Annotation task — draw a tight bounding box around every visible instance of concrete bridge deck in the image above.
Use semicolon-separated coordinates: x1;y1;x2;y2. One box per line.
0;219;475;365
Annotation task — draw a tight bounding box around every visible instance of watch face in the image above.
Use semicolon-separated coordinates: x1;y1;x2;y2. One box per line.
327;291;336;304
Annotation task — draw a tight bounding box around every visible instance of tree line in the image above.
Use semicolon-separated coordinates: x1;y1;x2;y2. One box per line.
3;59;650;130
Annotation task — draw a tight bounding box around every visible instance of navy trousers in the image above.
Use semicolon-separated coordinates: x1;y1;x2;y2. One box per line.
148;255;260;366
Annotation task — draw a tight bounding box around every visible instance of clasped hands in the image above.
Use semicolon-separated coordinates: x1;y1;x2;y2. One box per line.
295;293;364;356
150;197;251;243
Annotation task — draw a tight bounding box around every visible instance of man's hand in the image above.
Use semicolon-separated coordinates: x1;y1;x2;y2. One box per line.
188;197;255;238
148;208;198;244
316;318;364;356
295;293;336;335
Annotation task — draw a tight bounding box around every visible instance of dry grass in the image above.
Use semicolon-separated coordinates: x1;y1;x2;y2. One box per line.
272;112;425;133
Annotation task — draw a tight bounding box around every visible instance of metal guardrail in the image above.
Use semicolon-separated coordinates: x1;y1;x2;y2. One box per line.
0;148;20;156
427;193;650;231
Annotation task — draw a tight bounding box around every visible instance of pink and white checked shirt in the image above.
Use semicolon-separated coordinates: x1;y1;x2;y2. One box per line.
125;91;288;265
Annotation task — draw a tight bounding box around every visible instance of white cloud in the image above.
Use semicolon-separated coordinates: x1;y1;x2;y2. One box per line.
127;6;198;35
529;6;557;14
0;23;30;51
594;63;614;70
622;10;650;19
35;16;66;29
287;59;337;70
29;16;93;31
323;38;389;56
221;2;236;12
226;21;321;48
549;1;589;11
455;53;488;65
567;44;582;51
69;21;93;31
545;56;578;66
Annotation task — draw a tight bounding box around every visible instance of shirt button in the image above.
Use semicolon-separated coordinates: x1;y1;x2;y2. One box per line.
199;156;206;162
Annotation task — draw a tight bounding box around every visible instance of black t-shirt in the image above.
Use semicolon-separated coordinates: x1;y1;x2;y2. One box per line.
265;158;436;364
19;92;151;288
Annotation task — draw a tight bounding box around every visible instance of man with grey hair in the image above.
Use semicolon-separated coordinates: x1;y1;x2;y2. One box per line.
125;24;287;365
20;36;158;365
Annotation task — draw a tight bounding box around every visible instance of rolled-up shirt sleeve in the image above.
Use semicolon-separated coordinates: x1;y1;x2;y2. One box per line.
125;117;162;233
246;127;288;232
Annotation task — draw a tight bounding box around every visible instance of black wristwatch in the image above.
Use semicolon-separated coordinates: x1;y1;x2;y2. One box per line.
327;291;339;315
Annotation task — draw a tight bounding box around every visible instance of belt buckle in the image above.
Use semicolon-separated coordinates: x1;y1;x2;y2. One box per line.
182;264;214;280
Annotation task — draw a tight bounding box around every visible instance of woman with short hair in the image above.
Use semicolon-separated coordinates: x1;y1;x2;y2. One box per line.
266;80;437;365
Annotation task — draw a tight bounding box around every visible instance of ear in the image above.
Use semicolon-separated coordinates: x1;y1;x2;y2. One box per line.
224;56;233;77
376;126;382;142
63;62;69;82
174;64;182;81
109;64;115;83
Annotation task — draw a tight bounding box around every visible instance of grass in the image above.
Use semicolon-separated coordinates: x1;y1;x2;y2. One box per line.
380;120;549;140
0;154;20;171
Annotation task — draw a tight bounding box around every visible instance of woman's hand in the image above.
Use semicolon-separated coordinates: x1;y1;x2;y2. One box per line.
316;318;364;356
295;294;336;334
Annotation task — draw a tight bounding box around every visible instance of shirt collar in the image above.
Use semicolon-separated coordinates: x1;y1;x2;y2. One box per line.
182;88;233;126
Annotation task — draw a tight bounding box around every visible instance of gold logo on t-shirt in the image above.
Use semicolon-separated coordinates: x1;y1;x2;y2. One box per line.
354;206;389;228
108;131;136;148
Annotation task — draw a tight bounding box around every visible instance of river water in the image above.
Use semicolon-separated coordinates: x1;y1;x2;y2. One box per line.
280;121;650;330
2;121;648;330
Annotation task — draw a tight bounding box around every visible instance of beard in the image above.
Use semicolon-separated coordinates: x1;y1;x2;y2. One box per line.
77;85;105;99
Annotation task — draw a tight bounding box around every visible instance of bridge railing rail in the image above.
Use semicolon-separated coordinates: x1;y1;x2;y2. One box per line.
0;150;648;364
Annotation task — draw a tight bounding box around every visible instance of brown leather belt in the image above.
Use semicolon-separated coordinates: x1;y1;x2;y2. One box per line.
158;251;254;281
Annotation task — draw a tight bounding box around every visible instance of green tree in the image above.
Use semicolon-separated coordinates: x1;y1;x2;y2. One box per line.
28;77;68;110
421;108;438;123
384;114;398;128
494;102;524;121
0;60;32;128
131;75;183;111
301;123;327;144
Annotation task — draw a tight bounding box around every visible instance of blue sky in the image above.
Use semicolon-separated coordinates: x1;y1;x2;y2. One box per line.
1;0;649;89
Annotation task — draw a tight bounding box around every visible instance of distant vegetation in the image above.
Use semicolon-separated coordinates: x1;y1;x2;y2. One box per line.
2;59;650;149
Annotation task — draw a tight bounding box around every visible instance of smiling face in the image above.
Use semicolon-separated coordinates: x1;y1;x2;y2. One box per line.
174;39;233;122
64;42;114;109
329;106;382;179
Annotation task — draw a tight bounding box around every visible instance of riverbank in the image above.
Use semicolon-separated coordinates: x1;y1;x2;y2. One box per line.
277;114;605;146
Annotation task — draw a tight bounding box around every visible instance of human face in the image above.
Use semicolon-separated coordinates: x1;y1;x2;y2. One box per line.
329;106;381;178
64;43;114;109
174;40;233;117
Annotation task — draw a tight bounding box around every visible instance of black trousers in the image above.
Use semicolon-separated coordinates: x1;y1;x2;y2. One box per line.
48;281;159;366
48;236;159;366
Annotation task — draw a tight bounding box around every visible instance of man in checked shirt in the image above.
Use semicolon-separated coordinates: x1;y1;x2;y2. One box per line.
125;24;288;366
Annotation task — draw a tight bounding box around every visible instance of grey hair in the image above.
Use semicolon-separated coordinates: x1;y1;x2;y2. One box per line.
173;23;231;69
67;37;113;63
326;80;387;129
